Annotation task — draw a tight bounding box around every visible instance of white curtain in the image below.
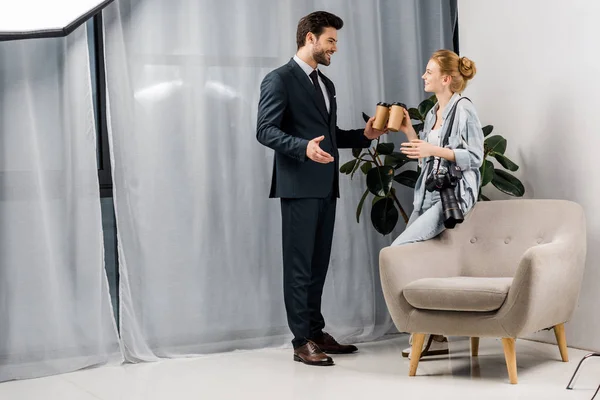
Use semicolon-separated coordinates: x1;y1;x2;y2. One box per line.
0;26;121;381
103;0;455;361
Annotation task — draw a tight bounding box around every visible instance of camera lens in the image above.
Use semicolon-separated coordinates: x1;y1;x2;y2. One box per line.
440;188;464;228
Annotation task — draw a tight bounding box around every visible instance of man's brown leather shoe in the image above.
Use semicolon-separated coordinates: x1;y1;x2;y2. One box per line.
293;341;334;366
312;332;358;354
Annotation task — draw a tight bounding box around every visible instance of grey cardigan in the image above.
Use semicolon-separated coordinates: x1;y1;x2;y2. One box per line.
412;93;485;214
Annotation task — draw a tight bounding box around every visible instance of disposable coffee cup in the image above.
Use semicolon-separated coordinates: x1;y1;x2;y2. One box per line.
373;102;390;131
387;102;406;132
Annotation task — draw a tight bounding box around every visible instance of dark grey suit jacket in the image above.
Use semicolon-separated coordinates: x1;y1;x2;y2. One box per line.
256;58;372;199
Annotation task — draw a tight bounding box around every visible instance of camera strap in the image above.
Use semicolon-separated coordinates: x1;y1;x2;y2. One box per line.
424;96;472;175
441;96;471;148
418;96;472;212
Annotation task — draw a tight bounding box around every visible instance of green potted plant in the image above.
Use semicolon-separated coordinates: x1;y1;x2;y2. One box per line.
340;95;524;235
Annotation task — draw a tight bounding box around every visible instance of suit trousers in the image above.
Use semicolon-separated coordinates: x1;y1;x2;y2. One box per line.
280;195;337;348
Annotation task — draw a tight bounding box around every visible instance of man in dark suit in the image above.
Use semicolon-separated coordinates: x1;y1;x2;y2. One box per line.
256;11;386;366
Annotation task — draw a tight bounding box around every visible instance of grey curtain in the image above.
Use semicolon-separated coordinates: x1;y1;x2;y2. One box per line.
0;25;122;382
103;0;456;361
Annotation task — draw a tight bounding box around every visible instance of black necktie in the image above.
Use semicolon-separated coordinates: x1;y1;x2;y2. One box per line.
309;70;328;114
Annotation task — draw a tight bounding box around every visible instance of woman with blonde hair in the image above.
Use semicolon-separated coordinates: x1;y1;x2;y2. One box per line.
392;49;485;359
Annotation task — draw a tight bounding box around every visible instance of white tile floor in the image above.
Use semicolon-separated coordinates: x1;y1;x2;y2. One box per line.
1;335;599;400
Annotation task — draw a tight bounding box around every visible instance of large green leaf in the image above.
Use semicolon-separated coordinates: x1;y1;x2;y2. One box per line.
482;125;494;137
367;166;394;196
384;155;399;167
362;112;371;123
480;159;495;187
356;189;369;223
352;148;362;158
385;152;410;169
371;198;399;235
492;169;525;197
372;195;385;205
393;170;419;188
493;153;519;171
376;142;395;155
412;123;424;134
485;135;507;155
418;98;435;118
408;107;422;121
390;151;409;162
361;162;373;174
339;159;357;174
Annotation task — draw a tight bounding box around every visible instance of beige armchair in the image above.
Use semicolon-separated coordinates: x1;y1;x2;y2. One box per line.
379;199;587;384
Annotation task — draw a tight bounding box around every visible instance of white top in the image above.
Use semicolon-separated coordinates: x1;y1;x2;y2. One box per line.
428;127;441;146
293;55;331;113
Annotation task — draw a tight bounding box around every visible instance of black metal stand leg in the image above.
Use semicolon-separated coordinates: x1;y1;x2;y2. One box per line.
566;353;600;391
592;383;600;400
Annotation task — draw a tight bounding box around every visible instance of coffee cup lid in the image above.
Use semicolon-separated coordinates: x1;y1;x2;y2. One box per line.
377;102;390;107
391;102;406;108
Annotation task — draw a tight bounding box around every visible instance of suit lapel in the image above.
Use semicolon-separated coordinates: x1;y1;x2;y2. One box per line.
287;59;329;124
319;72;337;143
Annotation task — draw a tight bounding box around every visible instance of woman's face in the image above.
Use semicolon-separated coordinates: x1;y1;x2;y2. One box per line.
422;59;449;93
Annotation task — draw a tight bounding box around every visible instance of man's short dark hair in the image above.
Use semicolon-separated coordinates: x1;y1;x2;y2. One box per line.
296;11;343;50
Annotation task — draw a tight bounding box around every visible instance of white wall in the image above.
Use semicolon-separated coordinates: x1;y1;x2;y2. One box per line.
458;0;600;351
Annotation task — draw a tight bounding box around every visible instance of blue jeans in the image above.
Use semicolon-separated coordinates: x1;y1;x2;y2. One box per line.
391;200;446;246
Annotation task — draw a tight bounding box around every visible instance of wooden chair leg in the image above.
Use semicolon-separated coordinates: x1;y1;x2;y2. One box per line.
409;333;426;377
502;338;518;384
554;323;569;362
471;337;480;357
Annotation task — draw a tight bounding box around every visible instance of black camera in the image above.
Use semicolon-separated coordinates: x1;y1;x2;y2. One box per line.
424;158;464;229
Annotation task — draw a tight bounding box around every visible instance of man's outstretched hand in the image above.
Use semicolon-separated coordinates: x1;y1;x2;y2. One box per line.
306;136;334;164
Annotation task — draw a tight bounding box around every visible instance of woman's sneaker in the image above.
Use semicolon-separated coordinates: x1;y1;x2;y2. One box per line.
401;334;449;360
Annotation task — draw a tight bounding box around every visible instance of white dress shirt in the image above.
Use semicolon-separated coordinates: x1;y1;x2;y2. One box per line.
293;55;331;113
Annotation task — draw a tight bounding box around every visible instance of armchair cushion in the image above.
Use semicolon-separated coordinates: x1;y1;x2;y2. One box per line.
403;277;513;312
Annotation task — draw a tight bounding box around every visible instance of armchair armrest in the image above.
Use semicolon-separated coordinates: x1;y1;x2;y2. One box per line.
497;241;586;337
379;241;462;331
